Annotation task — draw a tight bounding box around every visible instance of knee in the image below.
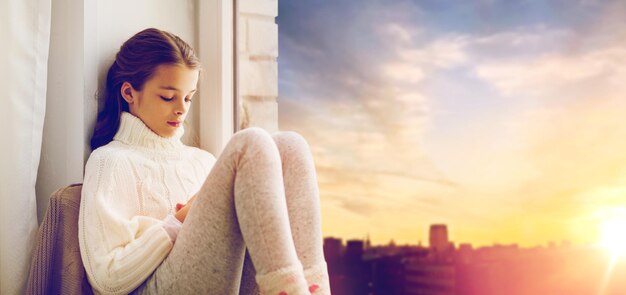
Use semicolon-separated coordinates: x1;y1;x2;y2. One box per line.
272;131;312;155
233;127;270;140
232;127;275;150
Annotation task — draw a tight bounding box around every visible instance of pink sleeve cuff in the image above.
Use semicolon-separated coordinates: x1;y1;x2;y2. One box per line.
162;214;183;243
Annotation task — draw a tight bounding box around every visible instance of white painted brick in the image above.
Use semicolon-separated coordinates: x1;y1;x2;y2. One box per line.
238;17;247;53
239;0;278;17
240;99;278;133
238;0;280;132
239;58;278;97
247;18;278;57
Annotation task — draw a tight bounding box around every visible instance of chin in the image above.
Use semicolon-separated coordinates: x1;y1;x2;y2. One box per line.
161;132;175;138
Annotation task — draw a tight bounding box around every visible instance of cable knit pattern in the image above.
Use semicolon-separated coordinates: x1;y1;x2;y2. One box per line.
78;112;216;295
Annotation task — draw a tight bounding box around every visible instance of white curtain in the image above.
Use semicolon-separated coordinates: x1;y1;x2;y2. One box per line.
0;0;51;294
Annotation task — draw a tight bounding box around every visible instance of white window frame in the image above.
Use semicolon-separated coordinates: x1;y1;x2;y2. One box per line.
197;0;238;157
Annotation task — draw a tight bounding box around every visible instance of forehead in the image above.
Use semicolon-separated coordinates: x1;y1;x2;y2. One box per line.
146;64;199;91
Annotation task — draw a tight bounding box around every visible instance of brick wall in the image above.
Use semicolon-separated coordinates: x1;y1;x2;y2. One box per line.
238;0;279;133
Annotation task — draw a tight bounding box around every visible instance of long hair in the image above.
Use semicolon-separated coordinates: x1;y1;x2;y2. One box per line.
90;28;200;151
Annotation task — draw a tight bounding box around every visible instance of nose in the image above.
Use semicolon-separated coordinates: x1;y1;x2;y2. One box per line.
174;98;187;116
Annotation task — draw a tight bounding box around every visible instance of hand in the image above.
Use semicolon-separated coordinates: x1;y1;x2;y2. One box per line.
174;193;198;223
174;202;191;223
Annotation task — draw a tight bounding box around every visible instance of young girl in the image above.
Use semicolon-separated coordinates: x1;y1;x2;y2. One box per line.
79;28;330;295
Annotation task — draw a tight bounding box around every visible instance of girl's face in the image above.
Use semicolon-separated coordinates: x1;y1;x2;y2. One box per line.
121;64;199;138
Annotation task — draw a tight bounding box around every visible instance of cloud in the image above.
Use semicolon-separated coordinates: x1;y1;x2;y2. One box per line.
475;46;626;97
427;24;626;244
277;0;626;246
396;37;468;68
278;1;461;189
381;22;417;44
381;62;425;84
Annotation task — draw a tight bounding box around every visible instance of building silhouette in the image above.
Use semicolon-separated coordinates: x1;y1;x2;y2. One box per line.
429;224;450;253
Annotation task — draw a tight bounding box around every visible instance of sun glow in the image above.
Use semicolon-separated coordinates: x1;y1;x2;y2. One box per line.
600;217;626;259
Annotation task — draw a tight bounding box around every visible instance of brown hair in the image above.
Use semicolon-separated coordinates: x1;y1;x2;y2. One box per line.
90;28;200;151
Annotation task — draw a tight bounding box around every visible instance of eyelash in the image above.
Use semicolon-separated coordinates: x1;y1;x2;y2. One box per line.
160;96;193;103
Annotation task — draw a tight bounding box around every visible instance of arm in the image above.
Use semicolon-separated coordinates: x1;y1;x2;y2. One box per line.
78;153;174;295
162;192;196;242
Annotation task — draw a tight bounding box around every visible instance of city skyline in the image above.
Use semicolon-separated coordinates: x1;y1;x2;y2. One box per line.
276;0;626;247
321;224;582;249
321;223;626;295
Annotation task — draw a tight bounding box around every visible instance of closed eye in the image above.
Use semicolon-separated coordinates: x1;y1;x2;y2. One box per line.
160;96;174;101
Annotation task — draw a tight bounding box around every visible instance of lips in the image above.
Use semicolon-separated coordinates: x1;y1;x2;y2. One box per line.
167;121;181;127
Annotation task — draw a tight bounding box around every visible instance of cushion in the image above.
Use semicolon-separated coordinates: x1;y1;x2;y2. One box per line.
26;184;93;295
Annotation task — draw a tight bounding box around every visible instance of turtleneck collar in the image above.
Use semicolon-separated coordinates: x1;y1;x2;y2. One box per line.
113;111;185;150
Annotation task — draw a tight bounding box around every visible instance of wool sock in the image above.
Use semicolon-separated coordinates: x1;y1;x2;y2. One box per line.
303;261;331;295
255;262;310;295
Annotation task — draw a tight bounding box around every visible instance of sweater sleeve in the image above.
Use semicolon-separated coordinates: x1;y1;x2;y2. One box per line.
162;214;183;242
78;150;174;295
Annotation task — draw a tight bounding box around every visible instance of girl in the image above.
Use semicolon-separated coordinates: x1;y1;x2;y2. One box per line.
79;28;330;295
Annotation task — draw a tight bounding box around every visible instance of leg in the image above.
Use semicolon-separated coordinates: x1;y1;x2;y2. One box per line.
272;131;330;295
132;127;308;295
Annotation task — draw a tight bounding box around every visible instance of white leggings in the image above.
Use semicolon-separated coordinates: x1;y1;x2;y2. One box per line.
131;127;326;294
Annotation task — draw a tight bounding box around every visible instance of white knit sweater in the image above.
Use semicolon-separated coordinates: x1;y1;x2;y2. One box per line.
79;112;216;295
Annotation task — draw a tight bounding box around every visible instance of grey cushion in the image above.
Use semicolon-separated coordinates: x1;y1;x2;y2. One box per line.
26;184;92;295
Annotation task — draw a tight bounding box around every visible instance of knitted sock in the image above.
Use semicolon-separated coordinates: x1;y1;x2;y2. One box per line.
256;262;310;295
303;261;331;295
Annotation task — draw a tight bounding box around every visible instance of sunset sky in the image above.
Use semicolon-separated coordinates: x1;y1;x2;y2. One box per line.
276;0;626;247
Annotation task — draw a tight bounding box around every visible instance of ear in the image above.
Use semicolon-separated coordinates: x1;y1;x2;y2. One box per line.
120;82;135;104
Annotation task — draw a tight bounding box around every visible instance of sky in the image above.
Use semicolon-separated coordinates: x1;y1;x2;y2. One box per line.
275;0;626;247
